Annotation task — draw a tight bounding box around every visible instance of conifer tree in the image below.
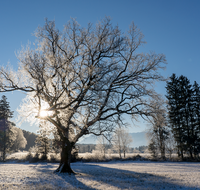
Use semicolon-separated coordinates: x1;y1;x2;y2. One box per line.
0;95;15;161
178;75;195;159
193;81;200;156
166;74;200;159
166;74;184;159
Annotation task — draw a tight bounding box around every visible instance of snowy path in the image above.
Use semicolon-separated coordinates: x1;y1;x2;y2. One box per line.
0;161;200;189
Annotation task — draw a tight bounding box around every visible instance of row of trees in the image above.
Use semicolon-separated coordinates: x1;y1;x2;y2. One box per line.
32;125;134;160
148;74;200;160
166;74;200;160
94;128;133;159
0;96;134;161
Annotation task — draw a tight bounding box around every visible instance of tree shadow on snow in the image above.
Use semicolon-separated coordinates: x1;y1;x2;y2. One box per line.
22;162;200;190
25;163;97;190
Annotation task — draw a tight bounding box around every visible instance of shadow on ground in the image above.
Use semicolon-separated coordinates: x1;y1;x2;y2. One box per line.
33;162;200;190
1;162;199;189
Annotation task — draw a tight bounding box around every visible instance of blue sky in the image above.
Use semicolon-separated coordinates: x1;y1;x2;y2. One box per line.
0;0;200;133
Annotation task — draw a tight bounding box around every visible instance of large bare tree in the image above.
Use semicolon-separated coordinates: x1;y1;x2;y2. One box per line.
0;17;166;173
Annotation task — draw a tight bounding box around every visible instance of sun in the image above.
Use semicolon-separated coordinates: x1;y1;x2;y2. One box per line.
37;102;54;118
39;110;49;118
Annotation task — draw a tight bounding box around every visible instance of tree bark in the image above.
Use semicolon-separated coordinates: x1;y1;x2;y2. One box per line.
55;141;75;174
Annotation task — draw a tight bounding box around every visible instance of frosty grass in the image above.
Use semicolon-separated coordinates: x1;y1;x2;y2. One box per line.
0;161;200;190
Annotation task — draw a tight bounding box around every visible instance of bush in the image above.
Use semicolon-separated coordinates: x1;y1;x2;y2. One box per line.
26;151;32;161
49;154;60;163
40;154;47;161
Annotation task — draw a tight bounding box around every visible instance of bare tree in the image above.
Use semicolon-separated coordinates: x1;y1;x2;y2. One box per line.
35;122;51;160
147;99;169;159
121;129;133;158
165;130;176;159
95;136;108;158
0;17;166;173
112;128;122;158
112;128;133;158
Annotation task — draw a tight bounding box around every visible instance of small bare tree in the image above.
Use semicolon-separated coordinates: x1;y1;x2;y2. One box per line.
0;17;166;173
35;122;51;160
112;128;133;158
95;136;108;158
112;129;122;158
147;99;169;159
165;131;176;159
121;130;133;158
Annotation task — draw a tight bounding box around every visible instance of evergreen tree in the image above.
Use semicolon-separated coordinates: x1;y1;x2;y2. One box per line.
166;74;200;159
166;74;184;159
148;140;158;158
193;81;200;156
0;95;15;161
178;75;195;159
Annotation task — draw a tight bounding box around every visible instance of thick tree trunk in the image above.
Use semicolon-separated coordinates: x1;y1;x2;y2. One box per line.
55;141;75;174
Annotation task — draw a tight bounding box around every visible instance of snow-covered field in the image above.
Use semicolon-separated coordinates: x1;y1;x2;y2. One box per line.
0;161;200;190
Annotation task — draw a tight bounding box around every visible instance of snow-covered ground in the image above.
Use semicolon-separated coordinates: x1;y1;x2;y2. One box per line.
0;161;200;189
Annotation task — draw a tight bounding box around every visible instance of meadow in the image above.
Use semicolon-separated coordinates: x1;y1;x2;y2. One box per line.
0;151;200;189
1;161;200;189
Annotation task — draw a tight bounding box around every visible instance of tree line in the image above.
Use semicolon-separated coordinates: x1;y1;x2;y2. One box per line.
148;73;200;160
0;95;136;162
166;74;200;160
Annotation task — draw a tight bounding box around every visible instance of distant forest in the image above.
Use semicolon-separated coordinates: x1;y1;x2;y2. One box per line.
21;130;147;154
22;130;37;151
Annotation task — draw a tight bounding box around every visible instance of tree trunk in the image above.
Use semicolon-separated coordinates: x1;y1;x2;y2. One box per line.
55;141;75;174
181;149;184;160
169;150;172;159
123;150;125;158
160;143;165;160
119;148;122;159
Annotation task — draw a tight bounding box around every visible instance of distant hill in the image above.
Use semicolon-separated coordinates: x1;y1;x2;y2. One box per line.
78;131;149;148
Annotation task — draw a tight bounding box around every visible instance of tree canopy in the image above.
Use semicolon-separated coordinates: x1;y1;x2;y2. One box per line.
0;17;166;172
